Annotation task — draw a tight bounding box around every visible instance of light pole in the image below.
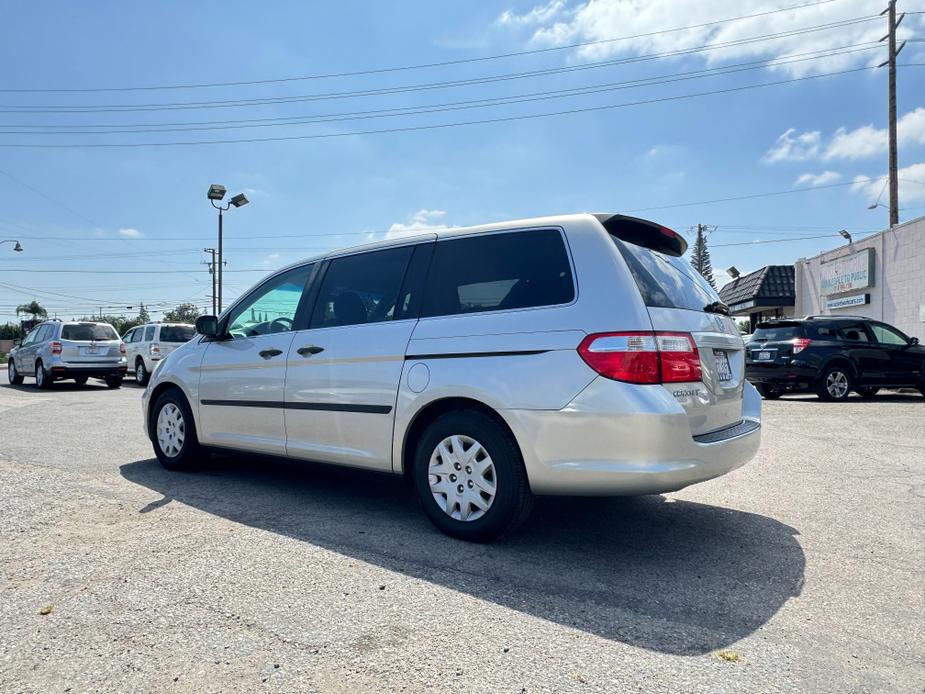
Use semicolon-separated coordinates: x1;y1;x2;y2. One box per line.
1;239;24;252
207;185;249;315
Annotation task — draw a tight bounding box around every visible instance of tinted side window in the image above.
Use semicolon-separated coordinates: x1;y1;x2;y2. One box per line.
228;265;314;339
836;322;870;342
870;323;908;345
421;229;574;318
311;246;414;328
145;326;156;341
132;329;144;343
805;323;837;339
123;329;136;343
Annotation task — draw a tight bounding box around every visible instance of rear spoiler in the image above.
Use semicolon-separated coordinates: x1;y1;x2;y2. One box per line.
593;213;687;257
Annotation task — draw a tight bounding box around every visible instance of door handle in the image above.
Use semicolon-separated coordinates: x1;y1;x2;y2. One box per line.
259;348;283;359
297;345;325;357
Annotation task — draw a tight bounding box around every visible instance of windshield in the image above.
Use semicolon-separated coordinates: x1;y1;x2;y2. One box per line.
613;237;720;312
752;324;803;342
160;325;195;342
61;324;118;341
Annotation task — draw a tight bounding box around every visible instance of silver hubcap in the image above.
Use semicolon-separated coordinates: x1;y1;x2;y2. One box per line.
826;371;848;398
136;363;145;382
428;435;496;522
156;403;185;458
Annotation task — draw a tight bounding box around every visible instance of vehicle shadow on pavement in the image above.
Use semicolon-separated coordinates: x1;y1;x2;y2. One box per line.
1;381;114;392
120;454;805;657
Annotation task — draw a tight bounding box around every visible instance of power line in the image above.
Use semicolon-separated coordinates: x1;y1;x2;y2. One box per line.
0;0;842;94
0;15;879;114
0;65;889;149
0;44;881;136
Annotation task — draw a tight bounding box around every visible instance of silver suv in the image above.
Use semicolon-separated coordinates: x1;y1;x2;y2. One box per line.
123;323;196;385
142;213;761;541
7;320;127;389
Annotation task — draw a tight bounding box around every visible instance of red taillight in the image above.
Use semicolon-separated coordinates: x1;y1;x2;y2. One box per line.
150;343;161;357
119;342;127;356
50;341;62;355
792;338;812;354
578;331;702;385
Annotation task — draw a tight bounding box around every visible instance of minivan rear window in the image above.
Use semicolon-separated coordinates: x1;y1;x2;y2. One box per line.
612;237;719;312
752;324;803;342
61;324;118;341
160;325;195;342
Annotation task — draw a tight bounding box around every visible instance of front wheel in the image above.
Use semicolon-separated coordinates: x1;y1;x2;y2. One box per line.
151;389;203;471
856;386;880;398
7;360;24;385
413;410;533;543
817;366;852;402
755;383;783;400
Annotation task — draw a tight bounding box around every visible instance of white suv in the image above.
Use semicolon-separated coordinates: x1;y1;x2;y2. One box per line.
142;213;761;541
123;323;196;385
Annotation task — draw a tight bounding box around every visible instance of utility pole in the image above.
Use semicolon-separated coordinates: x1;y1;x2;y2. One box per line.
880;1;906;227
204;247;217;315
217;209;224;314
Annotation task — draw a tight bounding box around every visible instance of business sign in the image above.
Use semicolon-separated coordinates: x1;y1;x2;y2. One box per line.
820;248;874;296
826;293;870;311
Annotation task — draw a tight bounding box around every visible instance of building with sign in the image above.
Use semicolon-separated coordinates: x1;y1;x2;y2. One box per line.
718;265;795;332
793;214;925;341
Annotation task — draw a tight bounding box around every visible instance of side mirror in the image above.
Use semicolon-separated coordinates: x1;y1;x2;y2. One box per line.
14;338;22;348
195;315;220;337
911;337;919;345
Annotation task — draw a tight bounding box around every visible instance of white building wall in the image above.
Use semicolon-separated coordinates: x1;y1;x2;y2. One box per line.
794;216;925;341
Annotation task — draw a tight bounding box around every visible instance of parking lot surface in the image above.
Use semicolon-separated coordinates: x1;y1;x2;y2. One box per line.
0;380;922;693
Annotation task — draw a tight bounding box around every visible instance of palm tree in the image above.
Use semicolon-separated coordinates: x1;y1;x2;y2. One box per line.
16;300;47;321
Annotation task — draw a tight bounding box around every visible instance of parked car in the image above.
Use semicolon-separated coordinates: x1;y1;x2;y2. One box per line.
746;316;925;401
7;320;127;389
123;323;196;385
142;213;761;542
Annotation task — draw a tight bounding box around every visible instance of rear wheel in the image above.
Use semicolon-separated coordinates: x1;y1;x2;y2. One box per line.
105;375;123;389
413;410;533;542
135;359;149;386
74;376;88;386
856;386;880;398
817;366;852;402
151;389;203;471
7;359;24;385
755;383;783;400
35;361;52;390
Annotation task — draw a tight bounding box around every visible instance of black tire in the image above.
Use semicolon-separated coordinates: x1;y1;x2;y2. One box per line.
816;365;852;402
35;361;52;390
755;383;783;400
7;359;24;385
150;388;203;471
74;376;88;386
856;386;880;398
105;375;123;389
413;410;533;543
134;359;149;386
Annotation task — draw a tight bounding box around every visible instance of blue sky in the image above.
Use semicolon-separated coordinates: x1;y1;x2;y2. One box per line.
1;0;923;322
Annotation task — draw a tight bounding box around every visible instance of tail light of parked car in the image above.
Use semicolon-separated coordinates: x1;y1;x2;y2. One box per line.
150;343;161;358
792;338;812;354
578;331;702;385
119;343;127;356
50;341;62;356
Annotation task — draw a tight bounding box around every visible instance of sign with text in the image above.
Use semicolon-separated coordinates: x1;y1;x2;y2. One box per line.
826;293;870;311
820;248;874;296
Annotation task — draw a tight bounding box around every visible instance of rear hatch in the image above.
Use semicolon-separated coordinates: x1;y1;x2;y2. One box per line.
746;322;804;365
606;218;745;436
156;324;195;358
59;323;123;364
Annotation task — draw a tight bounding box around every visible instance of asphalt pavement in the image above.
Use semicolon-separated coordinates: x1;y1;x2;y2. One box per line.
0;379;922;693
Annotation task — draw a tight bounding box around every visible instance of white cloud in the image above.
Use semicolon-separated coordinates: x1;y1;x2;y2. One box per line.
795;170;841;187
385;209;451;237
851;162;925;203
765;128;821;163
499;0;921;78
261;252;281;267
118;228;143;238
498;0;566;26
767;108;925;163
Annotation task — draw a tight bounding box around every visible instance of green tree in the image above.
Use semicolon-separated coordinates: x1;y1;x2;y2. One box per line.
137;303;150;324
736;319;750;335
15;300;47;321
0;322;24;339
163;303;201;323
689;224;716;289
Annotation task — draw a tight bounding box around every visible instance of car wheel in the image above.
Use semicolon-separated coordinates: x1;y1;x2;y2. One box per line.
413;410;533;543
105;375;123;389
135;359;149;386
74;376;88;386
856;386;880;398
35;361;52;390
7;359;24;385
755;383;783;400
151;389;202;471
817;366;852;402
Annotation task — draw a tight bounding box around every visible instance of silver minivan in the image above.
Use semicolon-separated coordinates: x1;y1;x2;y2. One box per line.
142;213;761;541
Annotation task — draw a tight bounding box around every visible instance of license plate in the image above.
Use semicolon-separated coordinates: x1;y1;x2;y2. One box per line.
713;350;733;382
84;346;101;355
757;351;773;361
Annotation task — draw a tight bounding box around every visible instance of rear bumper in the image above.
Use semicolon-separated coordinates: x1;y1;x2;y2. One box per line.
49;363;127;379
745;362;817;387
502;378;761;496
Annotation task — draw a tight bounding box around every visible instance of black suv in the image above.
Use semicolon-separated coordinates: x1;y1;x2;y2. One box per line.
745;316;925;401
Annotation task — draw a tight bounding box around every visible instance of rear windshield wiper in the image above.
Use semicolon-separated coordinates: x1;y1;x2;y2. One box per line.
703;301;730;316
